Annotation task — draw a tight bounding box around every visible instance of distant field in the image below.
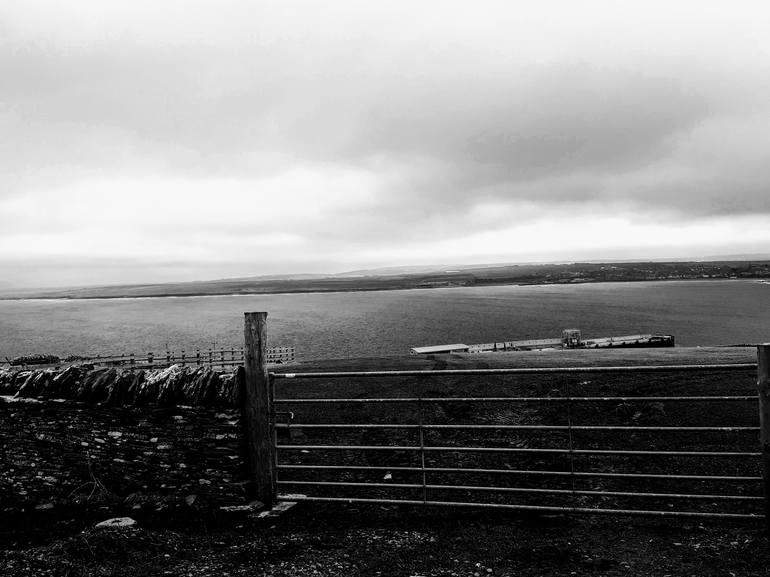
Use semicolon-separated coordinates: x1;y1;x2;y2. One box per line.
282;345;759;372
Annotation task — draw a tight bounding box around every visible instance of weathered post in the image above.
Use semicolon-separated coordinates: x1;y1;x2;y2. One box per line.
758;344;770;526
243;312;275;506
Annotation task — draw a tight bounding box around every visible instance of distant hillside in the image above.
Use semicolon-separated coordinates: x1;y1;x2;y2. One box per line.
5;259;770;300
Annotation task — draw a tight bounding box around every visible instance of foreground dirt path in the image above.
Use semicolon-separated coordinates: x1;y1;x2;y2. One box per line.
3;504;769;577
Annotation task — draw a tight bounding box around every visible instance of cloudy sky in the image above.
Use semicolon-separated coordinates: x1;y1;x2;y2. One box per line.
2;1;770;288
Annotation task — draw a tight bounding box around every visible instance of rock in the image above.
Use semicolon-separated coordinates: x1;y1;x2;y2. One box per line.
220;370;240;405
50;366;83;397
123;492;143;506
76;368;117;403
185;494;197;506
16;370;52;398
95;517;137;529
146;364;182;386
106;370;141;405
0;369;17;394
219;500;264;514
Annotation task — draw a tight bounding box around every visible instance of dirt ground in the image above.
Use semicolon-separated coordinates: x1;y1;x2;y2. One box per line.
2;502;769;577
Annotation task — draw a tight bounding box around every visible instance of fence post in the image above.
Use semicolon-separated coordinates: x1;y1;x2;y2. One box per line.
758;344;770;526
242;312;275;507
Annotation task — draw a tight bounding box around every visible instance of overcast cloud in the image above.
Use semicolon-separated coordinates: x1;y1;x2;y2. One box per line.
2;1;770;288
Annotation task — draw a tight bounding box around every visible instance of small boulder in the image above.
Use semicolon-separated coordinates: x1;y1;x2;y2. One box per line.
95;517;137;529
219;500;264;514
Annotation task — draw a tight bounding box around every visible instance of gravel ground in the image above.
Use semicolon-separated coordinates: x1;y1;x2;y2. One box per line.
2;503;769;576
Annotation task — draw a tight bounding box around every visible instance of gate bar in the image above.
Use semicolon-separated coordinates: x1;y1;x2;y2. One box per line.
276;480;763;501
275;396;757;404
417;398;427;503
276;444;761;457
276;464;762;482
274;423;759;432
276;496;763;520
272;363;756;378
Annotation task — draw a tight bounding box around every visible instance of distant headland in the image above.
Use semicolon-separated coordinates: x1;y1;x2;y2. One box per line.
4;259;769;300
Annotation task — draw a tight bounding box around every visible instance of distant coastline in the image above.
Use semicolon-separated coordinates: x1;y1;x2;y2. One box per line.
3;259;769;301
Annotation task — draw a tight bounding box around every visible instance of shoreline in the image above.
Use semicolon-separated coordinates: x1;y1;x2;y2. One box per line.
0;276;763;302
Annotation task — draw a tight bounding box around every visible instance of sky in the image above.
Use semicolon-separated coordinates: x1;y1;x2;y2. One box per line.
2;1;770;288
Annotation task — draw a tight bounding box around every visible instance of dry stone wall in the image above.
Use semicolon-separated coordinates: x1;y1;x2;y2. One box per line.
0;366;249;515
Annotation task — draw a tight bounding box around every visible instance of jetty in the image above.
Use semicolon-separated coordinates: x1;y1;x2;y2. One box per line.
410;328;675;355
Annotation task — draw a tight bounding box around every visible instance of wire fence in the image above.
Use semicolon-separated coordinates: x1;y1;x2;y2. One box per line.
5;346;295;372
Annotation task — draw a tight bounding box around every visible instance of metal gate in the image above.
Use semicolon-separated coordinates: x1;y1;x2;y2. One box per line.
270;363;764;521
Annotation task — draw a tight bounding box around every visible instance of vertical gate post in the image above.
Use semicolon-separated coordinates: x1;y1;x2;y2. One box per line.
758;344;770;525
243;312;275;507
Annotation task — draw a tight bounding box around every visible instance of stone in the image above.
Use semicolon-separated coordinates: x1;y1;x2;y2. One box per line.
145;365;182;386
219;500;264;513
16;371;52;398
51;366;83;397
95;517;137;529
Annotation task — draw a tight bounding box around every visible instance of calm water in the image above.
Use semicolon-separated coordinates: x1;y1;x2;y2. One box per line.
0;280;768;360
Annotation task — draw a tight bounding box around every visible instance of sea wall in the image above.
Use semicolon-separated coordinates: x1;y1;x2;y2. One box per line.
0;366;250;516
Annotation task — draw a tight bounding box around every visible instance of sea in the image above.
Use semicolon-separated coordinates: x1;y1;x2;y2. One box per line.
1;280;768;361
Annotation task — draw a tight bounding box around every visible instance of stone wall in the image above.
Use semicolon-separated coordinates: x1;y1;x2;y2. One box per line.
0;366;249;515
0;364;241;406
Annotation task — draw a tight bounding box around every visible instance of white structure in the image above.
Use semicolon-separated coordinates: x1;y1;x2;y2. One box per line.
410;343;470;355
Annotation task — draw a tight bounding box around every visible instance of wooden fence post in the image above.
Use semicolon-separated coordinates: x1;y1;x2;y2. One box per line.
242;312;275;506
758;344;770;526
